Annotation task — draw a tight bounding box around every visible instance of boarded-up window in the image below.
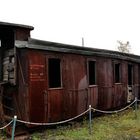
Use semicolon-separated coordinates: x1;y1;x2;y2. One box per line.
114;63;121;83
48;58;61;88
128;64;133;85
88;61;96;85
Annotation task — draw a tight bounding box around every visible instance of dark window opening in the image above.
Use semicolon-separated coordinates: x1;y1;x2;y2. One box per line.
48;58;61;88
0;28;15;82
88;61;96;85
114;63;121;83
0;29;15;49
128;64;133;85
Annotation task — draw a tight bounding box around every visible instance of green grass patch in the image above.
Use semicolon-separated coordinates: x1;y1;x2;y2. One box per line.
30;108;140;140
1;107;140;139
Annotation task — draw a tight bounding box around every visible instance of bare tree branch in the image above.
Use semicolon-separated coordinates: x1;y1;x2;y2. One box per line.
117;40;131;53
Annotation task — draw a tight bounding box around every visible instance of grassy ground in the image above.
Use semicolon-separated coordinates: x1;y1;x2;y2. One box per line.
1;107;140;140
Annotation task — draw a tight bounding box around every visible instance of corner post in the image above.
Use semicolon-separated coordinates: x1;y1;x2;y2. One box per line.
89;105;92;134
11;115;17;140
135;97;137;119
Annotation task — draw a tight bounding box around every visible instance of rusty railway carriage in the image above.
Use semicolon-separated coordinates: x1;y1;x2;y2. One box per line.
0;22;140;127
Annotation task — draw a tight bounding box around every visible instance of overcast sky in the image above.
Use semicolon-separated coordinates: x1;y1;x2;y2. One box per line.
0;0;140;54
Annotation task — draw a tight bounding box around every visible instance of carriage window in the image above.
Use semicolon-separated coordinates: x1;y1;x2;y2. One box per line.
114;63;121;83
128;64;133;85
88;61;96;85
48;58;61;88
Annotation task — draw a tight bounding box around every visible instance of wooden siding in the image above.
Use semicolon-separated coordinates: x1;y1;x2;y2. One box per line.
15;49;140;124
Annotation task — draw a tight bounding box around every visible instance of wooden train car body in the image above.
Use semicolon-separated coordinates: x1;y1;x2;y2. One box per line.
0;22;140;124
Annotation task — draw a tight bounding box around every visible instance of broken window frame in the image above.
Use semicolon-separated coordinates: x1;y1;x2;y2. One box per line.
2;48;16;85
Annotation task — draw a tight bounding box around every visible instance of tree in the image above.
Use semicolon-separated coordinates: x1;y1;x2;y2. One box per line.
117;40;131;53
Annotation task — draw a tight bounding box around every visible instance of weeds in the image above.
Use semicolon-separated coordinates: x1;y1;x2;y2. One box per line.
1;107;140;140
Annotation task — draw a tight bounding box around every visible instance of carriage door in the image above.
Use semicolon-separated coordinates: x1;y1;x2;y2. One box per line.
127;64;134;102
46;57;63;122
29;52;47;122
